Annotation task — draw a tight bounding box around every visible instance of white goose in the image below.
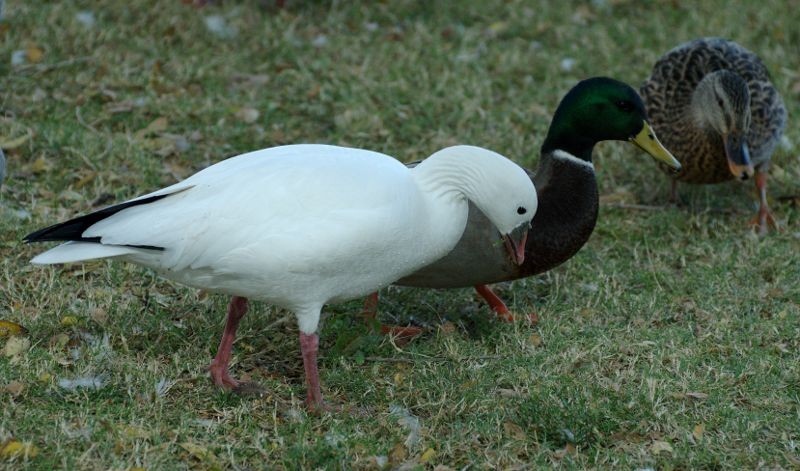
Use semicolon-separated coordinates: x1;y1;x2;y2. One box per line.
25;144;537;410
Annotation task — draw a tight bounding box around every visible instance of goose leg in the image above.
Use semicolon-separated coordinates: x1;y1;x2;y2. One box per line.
362;292;423;340
749;171;777;235
209;296;248;389
299;331;323;409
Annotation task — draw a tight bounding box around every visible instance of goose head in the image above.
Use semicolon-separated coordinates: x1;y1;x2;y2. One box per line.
542;77;681;170
420;145;538;265
692;70;753;180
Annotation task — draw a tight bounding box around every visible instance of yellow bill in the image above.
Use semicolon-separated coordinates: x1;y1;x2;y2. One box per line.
630;121;681;170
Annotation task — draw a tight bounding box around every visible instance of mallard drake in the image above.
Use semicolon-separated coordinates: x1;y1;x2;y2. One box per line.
640;38;787;234
190;78;680;382
397;77;681;317
25;144;537;410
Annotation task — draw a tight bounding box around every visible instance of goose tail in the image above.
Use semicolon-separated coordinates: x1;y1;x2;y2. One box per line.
30;241;141;265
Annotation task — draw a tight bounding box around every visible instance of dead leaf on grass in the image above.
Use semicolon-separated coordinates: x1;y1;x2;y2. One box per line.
419;447;436;463
552;443;576;459
26;46;44;63
692;423;705;441
1;381;24;397
235;107;260;123
650;440;673;454
388;442;407;465
503;421;526;441
0;320;27;337
180;442;222;470
0;440;39;459
135;117;168;139
2;337;30;359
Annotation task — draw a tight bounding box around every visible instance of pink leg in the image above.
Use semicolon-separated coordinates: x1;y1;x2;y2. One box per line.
300;332;323;409
209;296;248;389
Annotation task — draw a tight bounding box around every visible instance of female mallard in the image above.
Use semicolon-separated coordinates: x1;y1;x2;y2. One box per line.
640;38;787;234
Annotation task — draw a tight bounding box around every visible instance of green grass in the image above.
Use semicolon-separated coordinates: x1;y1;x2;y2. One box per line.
1;0;799;469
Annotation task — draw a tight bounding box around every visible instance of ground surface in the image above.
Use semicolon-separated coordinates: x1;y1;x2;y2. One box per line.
1;0;799;469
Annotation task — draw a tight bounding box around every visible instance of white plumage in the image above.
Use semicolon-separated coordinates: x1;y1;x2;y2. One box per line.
28;143;537;408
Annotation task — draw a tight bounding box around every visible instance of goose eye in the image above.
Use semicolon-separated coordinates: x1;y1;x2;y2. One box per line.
616;100;635;112
517;206;527;215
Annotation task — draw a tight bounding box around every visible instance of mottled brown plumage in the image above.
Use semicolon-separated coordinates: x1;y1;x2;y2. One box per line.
641;38;786;233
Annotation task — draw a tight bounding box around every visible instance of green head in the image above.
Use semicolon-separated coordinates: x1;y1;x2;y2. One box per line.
542;77;680;169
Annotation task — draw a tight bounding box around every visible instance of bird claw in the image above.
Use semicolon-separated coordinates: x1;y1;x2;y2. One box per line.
747;210;778;236
209;362;240;390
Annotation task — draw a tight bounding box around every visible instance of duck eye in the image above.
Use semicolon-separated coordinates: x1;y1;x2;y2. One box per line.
517;206;527;215
616;100;635;112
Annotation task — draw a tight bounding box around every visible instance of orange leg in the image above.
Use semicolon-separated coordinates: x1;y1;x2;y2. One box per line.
474;284;539;325
474;285;512;322
209;296;248;389
362;292;423;341
748;171;777;235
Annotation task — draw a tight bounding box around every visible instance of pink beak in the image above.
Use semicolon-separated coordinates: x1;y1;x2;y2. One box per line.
503;231;527;266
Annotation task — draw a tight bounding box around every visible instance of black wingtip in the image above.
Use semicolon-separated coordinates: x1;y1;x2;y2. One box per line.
23;193;171;247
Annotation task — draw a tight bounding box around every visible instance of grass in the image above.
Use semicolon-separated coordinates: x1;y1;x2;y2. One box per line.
1;0;799;469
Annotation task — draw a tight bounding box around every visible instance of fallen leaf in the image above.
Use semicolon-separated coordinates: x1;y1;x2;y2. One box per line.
30;156;51;174
26;46;44;63
90;308;108;325
135;117;168;139
74;171;97;189
650;440;673;455
388;442;407;464
2;337;30;358
60;316;78;327
1;381;24;397
119;424;150;440
692;423;705;441
0;320;26;337
38;373;52;383
503;421;526;441
420;448;436;464
235;107;260;123
552;443;576;459
528;333;543;347
48;333;69;349
180;442;221;470
0;440;39;459
0;129;33;150
438;321;456;335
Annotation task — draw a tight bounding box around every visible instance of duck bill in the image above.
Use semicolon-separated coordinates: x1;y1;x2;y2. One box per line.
502;226;528;266
629;121;682;170
723;134;754;181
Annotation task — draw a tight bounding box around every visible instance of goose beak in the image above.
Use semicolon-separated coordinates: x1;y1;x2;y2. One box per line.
502;225;528;266
630;121;682;170
723;133;754;181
